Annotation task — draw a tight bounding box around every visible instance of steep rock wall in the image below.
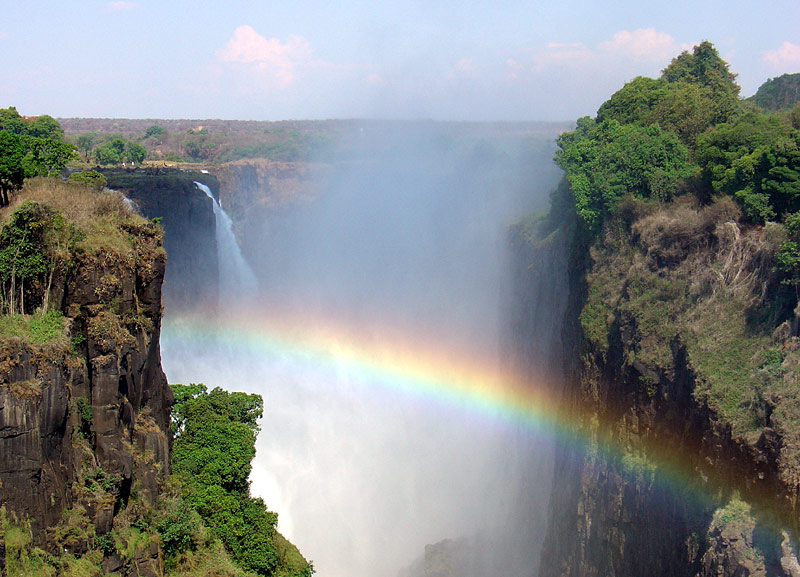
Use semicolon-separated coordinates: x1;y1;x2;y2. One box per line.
539;199;800;577
0;201;171;576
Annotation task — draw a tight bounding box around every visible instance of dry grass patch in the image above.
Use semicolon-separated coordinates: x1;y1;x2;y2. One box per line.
1;178;159;259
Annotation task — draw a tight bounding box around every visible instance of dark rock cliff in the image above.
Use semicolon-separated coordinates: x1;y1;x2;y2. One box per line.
538;199;800;577
102;169;219;313
0;186;172;576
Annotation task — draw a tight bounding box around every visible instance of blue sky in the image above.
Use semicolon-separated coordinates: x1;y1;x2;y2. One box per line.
2;0;800;121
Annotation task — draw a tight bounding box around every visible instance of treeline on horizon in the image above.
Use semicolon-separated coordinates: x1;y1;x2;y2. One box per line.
57;116;569;166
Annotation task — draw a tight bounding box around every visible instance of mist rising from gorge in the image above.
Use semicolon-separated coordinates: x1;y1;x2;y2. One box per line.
160;122;566;577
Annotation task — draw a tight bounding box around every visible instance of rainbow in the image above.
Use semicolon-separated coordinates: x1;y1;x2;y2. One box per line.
163;307;785;529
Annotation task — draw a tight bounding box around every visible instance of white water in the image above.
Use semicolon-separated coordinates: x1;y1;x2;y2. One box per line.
194;181;258;301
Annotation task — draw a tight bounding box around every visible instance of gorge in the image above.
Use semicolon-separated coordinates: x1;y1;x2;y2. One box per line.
3;46;800;577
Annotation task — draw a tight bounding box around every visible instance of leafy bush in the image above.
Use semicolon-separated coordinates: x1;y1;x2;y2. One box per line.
555;117;695;233
155;497;205;563
67;170;107;191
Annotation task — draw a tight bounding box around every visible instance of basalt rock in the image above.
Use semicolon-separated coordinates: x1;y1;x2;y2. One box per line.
539;200;800;577
0;208;171;575
102;168;218;313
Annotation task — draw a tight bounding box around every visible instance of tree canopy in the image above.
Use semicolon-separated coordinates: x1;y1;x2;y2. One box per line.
554;42;800;236
169;384;313;577
0;107;76;205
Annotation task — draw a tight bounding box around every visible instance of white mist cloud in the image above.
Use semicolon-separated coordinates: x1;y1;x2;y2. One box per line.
217;25;313;88
364;72;385;86
599;28;686;61
762;41;800;68
526;29;689;73
104;1;138;12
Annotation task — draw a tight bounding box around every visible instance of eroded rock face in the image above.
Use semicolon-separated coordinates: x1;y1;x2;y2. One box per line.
539;203;800;577
0;220;171;559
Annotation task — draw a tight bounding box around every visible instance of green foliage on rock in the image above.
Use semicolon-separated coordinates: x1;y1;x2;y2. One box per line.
748;73;800;111
169;384;313;577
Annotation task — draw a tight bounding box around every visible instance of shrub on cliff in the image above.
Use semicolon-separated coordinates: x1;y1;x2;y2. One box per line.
555;117;695;233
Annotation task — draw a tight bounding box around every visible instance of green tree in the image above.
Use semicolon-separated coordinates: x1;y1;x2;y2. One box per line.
74;133;96;162
169;384;301;576
695;109;800;221
143;125;166;141
94;136;125;165
94;136;147;165
0;202;53;313
23;137;76;176
0;131;26;206
0;107;25;135
555;118;695;232
661;40;740;125
25;115;64;140
596;76;667;126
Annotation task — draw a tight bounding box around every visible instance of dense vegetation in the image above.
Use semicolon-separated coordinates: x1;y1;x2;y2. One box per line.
555;42;800;292
168;384;313;577
0;107;76;205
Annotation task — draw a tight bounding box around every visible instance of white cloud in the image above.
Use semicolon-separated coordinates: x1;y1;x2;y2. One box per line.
762;42;800;68
105;1;138;12
217;25;312;88
520;29;692;76
364;73;385;86
599;28;685;61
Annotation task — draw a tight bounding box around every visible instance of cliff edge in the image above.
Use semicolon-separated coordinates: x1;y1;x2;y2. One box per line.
0;178;171;576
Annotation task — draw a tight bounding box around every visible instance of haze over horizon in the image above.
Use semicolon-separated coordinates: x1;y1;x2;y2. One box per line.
2;1;800;122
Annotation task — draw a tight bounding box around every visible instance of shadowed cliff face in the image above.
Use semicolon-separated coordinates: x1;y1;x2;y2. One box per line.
539;199;800;577
0;197;171;573
102;169;219;313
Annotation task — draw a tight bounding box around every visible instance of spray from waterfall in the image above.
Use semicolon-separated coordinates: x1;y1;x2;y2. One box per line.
161;126;567;577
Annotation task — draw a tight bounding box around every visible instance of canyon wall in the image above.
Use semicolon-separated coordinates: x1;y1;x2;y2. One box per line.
538;197;800;577
0;195;171;576
103;169;219;312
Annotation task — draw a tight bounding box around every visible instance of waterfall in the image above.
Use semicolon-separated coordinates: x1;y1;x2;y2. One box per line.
195;181;258;301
